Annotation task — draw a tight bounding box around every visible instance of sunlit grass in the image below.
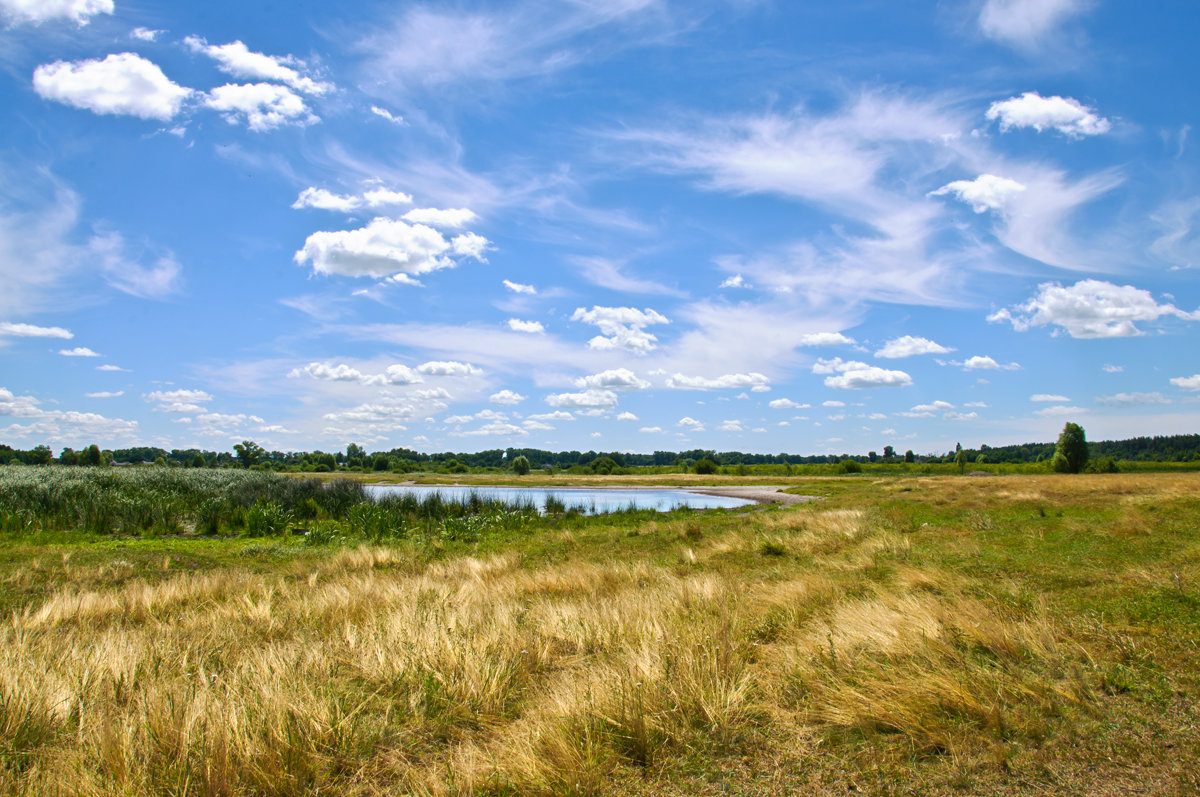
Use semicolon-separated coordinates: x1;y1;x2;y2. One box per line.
0;471;1197;793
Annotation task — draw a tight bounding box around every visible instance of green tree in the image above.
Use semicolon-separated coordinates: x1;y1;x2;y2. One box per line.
511;455;531;476
883;445;895;460
693;458;718;475
82;444;102;466
904;449;915;463
233;440;264;469
955;449;968;474
1053;422;1088;474
27;445;52;465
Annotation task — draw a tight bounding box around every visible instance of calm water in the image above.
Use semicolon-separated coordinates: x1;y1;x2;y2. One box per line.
364;484;753;514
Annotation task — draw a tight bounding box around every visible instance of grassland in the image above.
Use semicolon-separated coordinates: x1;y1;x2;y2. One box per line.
1;468;1198;795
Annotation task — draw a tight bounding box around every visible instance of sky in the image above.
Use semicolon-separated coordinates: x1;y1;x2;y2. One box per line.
1;0;1199;457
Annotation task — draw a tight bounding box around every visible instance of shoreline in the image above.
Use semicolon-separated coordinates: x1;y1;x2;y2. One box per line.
381;480;817;507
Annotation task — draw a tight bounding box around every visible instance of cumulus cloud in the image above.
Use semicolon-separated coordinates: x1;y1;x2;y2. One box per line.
817;358;913;390
639;426;664;434
292;186;414;212
962;355;1020;371
987;92;1110;137
184;38;330;95
978;0;1090;48
130;27;162;41
417;361;480;377
571;306;669;354
676;416;704;431
294;218;489;279
0;322;72;339
545;389;618;409
989;279;1199;338
489;389;525;405
502;279;536;295
1096;392;1170;407
0;0;112;26
33;53;191;121
575;368;650;391
59;347;98;357
769;398;809;409
874;335;953;358
527;411;574;422
616;411;638;421
719;420;745;432
666;372;769;391
1170;375;1200;391
1103;364;1123;373
720;274;747;288
287;362;424;386
823;400;845;407
0;386;138;443
929;174;1026;213
86;390;123;398
1031;393;1070;402
507;319;544;334
145;389;213;413
798;332;856;347
205;83;316;131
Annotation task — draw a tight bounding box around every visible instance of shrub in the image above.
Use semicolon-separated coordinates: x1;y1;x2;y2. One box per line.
694;459;718;475
839;459;862;474
511;455;531;476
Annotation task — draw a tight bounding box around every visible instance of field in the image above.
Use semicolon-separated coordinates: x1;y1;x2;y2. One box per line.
1;467;1198;795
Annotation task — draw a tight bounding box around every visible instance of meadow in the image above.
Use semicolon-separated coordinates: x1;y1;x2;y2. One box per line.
0;466;1198;795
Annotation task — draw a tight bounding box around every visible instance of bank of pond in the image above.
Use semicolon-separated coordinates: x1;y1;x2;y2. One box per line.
0;467;752;543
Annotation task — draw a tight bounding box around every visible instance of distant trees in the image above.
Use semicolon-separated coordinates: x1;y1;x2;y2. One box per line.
1053;422;1088;474
904;449;915;464
233;440;264;469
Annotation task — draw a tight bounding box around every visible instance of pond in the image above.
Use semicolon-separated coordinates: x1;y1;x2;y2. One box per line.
364;484;755;514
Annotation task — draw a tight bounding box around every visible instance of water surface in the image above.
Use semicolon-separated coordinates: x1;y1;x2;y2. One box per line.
364;484;753;514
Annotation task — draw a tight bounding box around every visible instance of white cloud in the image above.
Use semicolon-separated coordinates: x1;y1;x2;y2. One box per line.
571;256;683;297
287;362;423;386
571;306;669;354
986;92;1110;137
96;364;126;372
88;231;183;299
929;174;1026;213
33;53;191;121
145;389;212;413
417;361;480;377
822;400;845;407
720;274;747;289
874;335;953;358
719;420;745;432
507;319;545;333
294;218;489;279
130;27;162;41
292;186;414;212
0;0;112;26
402;208;478;228
527;411;573;421
1034;405;1088;417
205;83;316;131
0;322;72;339
502;279;537;295
0;387;139;444
666;372;769;391
545;389;618;409
812;357;870;375
676;416;705;431
1031;394;1070;402
370;106;406;125
1170;375;1200;392
1103;364;1123;373
1096;392;1170;407
978;0;1090;48
944;411;979;421
824;366;913;390
616;411;638;421
798;332;856;347
962;355;1020;371
185;38;330;95
59;347;98;357
522;419;554;431
639;426;664;434
575;368;650;391
989;280;1199;338
489;389;526;405
769;398;809;409
85;390;123;398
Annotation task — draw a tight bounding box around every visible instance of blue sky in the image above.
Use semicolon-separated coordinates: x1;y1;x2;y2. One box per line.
1;0;1198;456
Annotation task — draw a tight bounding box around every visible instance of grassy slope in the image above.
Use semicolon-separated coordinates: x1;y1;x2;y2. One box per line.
1;474;1198;795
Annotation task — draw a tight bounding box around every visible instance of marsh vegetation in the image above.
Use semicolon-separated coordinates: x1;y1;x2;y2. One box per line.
0;468;1197;794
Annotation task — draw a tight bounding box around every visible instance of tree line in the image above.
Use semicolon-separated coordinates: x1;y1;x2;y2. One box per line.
2;430;1199;472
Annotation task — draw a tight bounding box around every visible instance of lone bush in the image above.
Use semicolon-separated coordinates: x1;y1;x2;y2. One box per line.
839;459;862;474
511;455;531;476
1053;422;1088;474
694;459;718;475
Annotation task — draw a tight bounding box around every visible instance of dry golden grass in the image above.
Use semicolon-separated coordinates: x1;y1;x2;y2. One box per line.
3;473;1199;794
